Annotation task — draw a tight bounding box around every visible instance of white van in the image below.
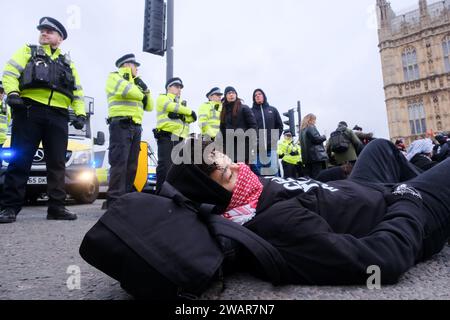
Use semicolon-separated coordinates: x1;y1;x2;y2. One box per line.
0;97;105;204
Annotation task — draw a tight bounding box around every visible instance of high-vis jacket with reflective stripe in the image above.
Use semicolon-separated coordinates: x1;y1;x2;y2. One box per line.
277;138;302;165
156;93;195;139
198;101;222;138
2;44;86;116
106;67;154;125
0;100;11;144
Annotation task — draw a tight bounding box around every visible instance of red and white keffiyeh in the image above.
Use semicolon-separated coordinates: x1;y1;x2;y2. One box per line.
222;164;263;225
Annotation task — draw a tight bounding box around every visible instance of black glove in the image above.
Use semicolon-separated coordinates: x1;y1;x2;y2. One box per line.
290;151;299;156
72;115;86;130
190;111;197;122
142;94;148;107
181;100;187;107
278;154;284;159
168;112;182;120
7;94;24;109
385;184;423;207
134;78;148;92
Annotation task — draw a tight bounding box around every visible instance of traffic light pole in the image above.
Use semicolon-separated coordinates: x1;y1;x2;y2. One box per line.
166;0;174;81
297;101;302;136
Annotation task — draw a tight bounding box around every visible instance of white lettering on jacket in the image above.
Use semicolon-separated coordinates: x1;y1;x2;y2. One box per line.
267;177;339;193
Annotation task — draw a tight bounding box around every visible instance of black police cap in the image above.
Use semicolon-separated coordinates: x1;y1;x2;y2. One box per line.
37;17;68;40
206;87;223;99
166;77;184;89
115;53;141;68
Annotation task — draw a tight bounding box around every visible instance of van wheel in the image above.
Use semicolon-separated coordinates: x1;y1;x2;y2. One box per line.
72;178;99;204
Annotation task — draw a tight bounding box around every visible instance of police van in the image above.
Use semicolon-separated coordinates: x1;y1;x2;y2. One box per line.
0;96;105;204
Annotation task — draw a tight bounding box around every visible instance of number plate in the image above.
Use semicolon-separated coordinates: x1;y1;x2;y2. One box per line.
27;177;47;185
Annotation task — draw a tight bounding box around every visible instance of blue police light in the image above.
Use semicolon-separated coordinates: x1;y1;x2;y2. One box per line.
1;148;15;160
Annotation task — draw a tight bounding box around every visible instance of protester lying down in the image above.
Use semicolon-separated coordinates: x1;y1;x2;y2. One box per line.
166;139;450;285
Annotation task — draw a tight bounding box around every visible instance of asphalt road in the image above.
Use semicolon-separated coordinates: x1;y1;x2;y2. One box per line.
0;200;449;300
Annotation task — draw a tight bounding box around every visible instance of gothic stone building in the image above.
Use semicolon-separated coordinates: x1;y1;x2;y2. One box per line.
377;0;450;144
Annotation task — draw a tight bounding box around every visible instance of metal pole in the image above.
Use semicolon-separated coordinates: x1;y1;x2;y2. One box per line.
166;0;174;81
297;100;302;136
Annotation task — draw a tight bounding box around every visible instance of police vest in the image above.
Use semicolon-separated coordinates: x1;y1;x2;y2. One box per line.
19;45;75;100
278;140;301;165
0;101;8;142
198;101;222;138
156;93;192;139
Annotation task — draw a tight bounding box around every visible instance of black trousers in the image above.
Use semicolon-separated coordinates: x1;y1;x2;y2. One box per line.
282;161;298;179
1;105;68;211
156;134;182;193
0;143;3;168
349;139;450;261
304;161;326;179
107;121;142;206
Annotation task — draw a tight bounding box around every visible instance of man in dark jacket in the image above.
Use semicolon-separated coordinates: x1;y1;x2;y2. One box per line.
432;134;450;162
167;138;450;286
251;89;283;176
326;121;363;165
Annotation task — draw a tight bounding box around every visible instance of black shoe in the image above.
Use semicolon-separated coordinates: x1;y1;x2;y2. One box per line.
47;207;78;221
0;208;17;224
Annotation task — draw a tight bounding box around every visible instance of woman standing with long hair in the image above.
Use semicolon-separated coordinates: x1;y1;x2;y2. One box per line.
300;113;328;179
219;86;257;165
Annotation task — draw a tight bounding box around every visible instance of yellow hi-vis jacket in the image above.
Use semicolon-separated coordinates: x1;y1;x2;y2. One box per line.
106;67;154;124
198;101;222;139
156;93;195;139
2;44;86;116
277;138;302;165
0;100;11;145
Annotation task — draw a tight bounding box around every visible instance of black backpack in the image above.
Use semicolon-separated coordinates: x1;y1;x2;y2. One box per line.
329;128;351;153
79;182;288;300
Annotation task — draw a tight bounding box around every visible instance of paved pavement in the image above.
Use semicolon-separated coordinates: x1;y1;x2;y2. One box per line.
0;200;449;300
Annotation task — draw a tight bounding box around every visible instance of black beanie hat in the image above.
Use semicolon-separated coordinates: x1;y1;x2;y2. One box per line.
166;163;232;210
224;86;237;96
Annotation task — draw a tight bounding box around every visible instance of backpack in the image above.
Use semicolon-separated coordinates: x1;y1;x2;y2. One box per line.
79;182;288;300
329;128;351;153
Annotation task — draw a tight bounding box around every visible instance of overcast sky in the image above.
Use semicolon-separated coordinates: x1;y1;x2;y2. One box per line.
0;0;421;145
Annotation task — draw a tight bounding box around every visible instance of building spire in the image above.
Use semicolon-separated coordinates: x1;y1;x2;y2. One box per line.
377;0;393;29
419;0;429;18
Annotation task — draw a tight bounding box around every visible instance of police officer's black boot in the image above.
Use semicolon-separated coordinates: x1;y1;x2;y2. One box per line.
0;208;17;224
47;207;77;221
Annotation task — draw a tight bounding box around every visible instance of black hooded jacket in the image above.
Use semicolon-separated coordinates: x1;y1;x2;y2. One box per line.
251;89;283;152
166;161;426;286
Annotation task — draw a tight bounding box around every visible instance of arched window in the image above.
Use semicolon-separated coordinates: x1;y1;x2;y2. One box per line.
402;47;420;81
443;36;450;73
408;101;426;135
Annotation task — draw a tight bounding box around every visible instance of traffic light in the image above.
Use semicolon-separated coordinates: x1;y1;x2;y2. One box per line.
143;0;166;56
283;109;296;137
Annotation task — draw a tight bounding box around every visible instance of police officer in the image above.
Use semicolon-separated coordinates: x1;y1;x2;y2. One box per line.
0;81;11;167
277;130;302;178
155;77;196;193
198;87;223;140
105;54;154;208
0;17;86;223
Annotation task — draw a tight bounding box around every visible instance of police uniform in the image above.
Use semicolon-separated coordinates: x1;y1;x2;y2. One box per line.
0;81;11;167
277;133;302;178
0;17;86;223
197;87;222;140
105;54;154;207
155;77;196;192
